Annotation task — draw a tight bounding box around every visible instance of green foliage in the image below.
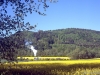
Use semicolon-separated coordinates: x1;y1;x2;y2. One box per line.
1;28;100;59
9;28;100;59
0;0;58;61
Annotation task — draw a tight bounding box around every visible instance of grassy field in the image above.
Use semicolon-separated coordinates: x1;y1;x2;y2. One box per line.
0;57;100;75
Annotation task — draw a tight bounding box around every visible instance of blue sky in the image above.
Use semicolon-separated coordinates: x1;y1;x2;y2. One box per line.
8;0;100;31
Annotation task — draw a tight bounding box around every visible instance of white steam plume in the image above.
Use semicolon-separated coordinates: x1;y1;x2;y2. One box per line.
28;45;37;57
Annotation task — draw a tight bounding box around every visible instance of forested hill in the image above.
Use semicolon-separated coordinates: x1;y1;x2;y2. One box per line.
1;28;100;59
11;28;100;59
30;28;100;49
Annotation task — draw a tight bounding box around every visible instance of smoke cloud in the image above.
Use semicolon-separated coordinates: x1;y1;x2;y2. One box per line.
27;45;37;57
25;40;37;56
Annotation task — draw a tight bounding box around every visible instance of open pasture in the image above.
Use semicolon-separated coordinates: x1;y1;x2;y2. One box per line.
1;57;100;75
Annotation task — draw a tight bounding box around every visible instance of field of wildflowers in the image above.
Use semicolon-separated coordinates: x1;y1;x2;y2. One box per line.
0;57;100;75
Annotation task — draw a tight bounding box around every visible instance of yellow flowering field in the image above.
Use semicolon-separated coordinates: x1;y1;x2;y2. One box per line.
1;57;100;75
17;59;100;65
17;56;71;60
17;56;100;65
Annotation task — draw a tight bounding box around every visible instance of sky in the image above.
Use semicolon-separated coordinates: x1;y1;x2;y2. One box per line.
8;0;100;31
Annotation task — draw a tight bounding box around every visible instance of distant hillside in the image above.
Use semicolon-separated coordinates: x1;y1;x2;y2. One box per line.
31;28;100;49
1;28;100;59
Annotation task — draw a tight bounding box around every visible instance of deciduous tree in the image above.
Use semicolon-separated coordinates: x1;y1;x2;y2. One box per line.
0;0;58;61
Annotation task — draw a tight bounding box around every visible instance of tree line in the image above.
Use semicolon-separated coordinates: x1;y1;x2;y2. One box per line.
1;28;100;60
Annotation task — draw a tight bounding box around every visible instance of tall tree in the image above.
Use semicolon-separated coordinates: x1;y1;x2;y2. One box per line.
0;0;58;61
0;0;58;37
